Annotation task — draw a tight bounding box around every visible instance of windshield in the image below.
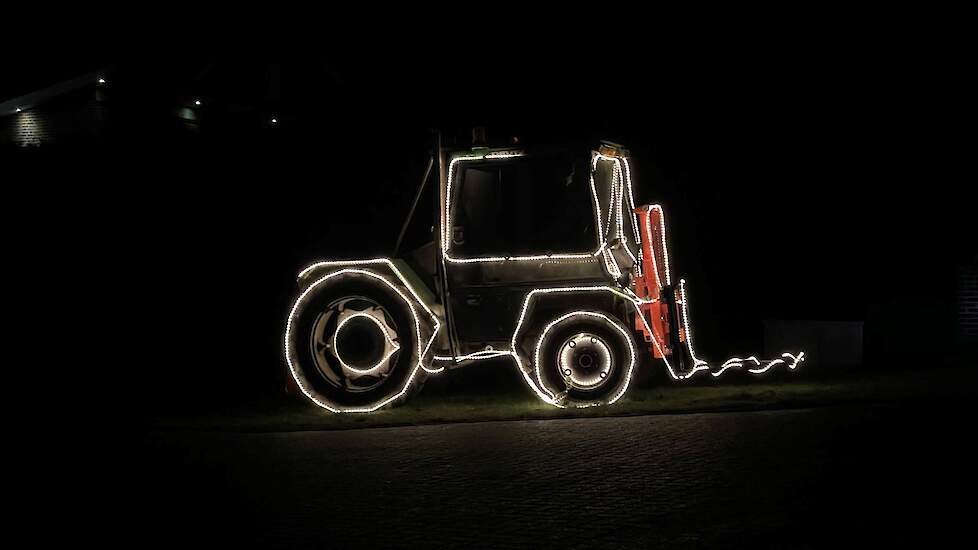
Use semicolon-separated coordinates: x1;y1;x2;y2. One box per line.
448;153;597;258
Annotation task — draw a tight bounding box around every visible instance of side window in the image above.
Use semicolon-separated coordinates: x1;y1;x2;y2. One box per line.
451;155;595;257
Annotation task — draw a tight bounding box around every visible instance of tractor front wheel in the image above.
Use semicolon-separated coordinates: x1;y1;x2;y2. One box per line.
533;311;636;408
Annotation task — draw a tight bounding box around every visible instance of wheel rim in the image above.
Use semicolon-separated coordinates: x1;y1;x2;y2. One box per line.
309;296;401;392
557;332;614;391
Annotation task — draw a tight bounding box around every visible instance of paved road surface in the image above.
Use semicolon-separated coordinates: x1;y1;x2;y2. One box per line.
133;403;973;548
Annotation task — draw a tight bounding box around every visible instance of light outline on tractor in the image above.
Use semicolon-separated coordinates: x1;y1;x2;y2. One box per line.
285;264;441;413
286;145;805;413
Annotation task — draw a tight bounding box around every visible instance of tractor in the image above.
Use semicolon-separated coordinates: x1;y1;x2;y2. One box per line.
284;134;804;413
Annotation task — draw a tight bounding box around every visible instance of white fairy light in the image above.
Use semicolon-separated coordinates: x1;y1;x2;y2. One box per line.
678;279;703;365
642;207;664;289
677;278;804;378
509;286;639;403
443;154;488;254
289;148;804;414
650;205;672;287
433;350;514;364
635;209;803;379
606;162;618;239
332;310;401;375
748;352;805;374
710;356;761;377
284;261;441;413
558;334;613;389
442;151;642;267
532;310;636;407
618;157;642;244
588;160;606;244
484;150;524;159
590;155;640;276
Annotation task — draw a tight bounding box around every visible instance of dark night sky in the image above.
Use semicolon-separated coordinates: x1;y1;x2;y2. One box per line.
4;30;972;414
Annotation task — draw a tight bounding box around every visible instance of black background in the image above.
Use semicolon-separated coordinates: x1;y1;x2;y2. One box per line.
4;24;973;421
3;20;975;550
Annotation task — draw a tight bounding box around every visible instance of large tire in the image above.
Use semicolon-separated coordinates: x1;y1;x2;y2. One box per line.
533;311;636;408
285;270;425;412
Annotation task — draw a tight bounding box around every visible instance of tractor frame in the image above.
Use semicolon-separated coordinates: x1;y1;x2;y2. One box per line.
284;135;804;413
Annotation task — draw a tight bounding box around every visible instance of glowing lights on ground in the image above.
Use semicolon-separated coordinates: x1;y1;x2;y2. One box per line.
711;356;761;377
676;278;804;378
636;197;803;379
703;352;805;376
749;352;805;374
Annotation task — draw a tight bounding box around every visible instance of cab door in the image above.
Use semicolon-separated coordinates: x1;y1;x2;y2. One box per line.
439;149;607;352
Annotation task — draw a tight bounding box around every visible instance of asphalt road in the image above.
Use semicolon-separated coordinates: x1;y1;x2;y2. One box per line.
132;403;973;548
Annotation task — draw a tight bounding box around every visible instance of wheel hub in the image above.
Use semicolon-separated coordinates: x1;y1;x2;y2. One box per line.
557;332;614;391
332;307;401;376
310;297;401;390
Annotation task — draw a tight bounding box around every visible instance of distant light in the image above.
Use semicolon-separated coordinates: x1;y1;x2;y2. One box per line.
97;77;106;84
270;117;278;124
194;99;201;106
15;107;22;113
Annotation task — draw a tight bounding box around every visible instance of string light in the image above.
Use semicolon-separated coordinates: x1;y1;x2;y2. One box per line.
288;149;805;413
433;350;513;363
290;260;802;409
509;286;638;404
442;152;640;268
298;259;445;376
484;150;525;159
332;310;401;376
284;262;441;412
617;156;642;244
642;207;663;289
532;310;636;407
587;154;639;280
647;205;672;287
710;356;761;377
748;352;805;374
637;207;804;378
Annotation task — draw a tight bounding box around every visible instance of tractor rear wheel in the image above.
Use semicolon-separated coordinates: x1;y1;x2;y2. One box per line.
285;271;424;412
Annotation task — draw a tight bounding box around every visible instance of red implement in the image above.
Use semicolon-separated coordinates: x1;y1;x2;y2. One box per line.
633;205;684;359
